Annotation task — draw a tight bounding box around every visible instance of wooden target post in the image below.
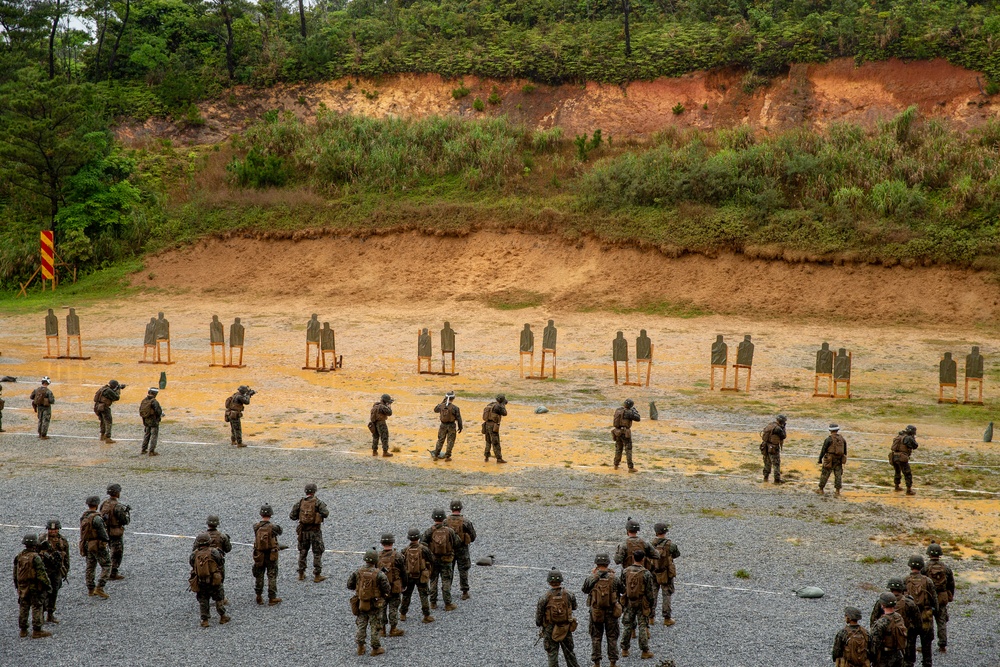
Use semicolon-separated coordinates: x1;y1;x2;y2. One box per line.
210;343;226;367
832;351;852;399
318;348;342;372
44;335;60;359
62;337;89;360
710;365;727;391
225;345;245;369
721;364;752;392
938;382;958;404
813;374;833;398
964;377;984;405
303;341;320;370
155;338;172;364
519;351;534;379
637;345;653;387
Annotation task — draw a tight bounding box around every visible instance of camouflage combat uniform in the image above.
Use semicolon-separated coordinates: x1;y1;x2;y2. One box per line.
199;524;232;603
612;405;641;471
649;535;680;622
370;400;392;455
38;529;70;620
870;610;907;667
139;392;163;455
226;392;251;447
614;536;657;570
922;554;955;651
289;493;329;579
79;507;111;594
94;384;121;441
189;543;228;625
444;510;477;597
619;563;656;657
29;384;54;438
0;389;5;431
832;623;871;667
818;430;847;493
582;567;624;666
904;570;938;667
536;585;581;667
891;432;918;492
760;419;787;483
99;491;128;579
399;538;434;621
13;544;50;636
422;521;461;608
432;399;463;460
482;400;508;461
872;591;921;667
252;518;283;602
377;545;408;634
348;561;391;654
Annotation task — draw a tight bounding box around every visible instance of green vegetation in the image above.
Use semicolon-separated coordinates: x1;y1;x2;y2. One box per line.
734;569;751;579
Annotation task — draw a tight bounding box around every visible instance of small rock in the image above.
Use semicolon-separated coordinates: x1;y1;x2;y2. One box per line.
535;406;549;414
476;555;494;566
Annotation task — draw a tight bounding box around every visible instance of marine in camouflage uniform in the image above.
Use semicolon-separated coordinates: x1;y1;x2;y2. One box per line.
13;534;51;639
536;568;581;667
612;399;641;472
348;549;391;656
251;504;282;605
37;520;70;623
921;543;955;653
871;578;922;667
891;425;919;495
619;551;656;660
289;483;329;582
760;414;787;484
99;483;128;580
94;379;122;443
613;518;657;570
370;394;394;457
581;553;624;667
904;555;938;667
422;508;461;610
445;499;477;599
399;527;435;624
648;522;680;625
482;394;508;463
226;386;253;447
188;533;230;627
816;423;847;496
199;516;232;605
79;495;111;598
139;387;163;455
29;378;54;439
377;533;409;637
431;391;463;461
870;593;907;667
0;384;6;432
832;606;870;667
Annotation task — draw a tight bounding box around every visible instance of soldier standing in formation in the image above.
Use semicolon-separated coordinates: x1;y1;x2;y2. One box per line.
0;384;5;432
905;555;938;667
869;592;908;667
536;568;581;667
891;425;919;495
922;543;954;653
225;385;253;447
816;423;847;497
831;606;870;667
760;414;787;484
482;394;508;463
37;520;69;624
614;518;656;569
431;391;463;461
289;483;329;583
377;533;407;637
872;578;920;667
139;387;163;456
79;495;111;599
612;399;641;472
99;483;129;581
444;499;477;600
202;515;232;605
29;377;54;440
189;533;229;627
348;549;390;656
399;527;434;624
649;522;680;627
13;534;51;639
369;393;394;457
619;550;656;660
251;504;282;606
94;379;122;443
582;553;623;667
423;508;460;611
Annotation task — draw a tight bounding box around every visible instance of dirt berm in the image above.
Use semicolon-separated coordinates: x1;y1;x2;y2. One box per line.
140;231;1000;325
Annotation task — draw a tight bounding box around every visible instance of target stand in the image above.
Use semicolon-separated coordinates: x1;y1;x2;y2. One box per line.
938;383;958;404
210;342;226;368
721;364;752;392
140;340;174;365
813;374;834;398
525;349;555;380
316;348;342;373
224;345;246;369
303;342;321;370
59;335;89;360
44;335;60;359
710;364;727;391
421;350;459;376
964;378;984;405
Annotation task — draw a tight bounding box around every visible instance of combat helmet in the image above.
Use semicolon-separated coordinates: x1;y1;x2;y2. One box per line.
625;517;640;533
495;394;507;404
86;495;100;507
259;504;273;517
879;592;897;607
238;385;250;395
653;522;669;535
22;534;37;547
407;527;421;541
887;577;905;592
206;515;220;527
381;533;395;545
624;398;634;409
546;568;563;584
450;499;463;511
381;394;393;404
194;533;211;547
776;414;787;424
926;542;943;557
109;379;120;389
304;483;317;494
844;606;862;621
46;519;61;531
905;424;917;435
908;555;925;569
364;549;378;564
432;508;446;521
594;553;611;566
107;483;121;496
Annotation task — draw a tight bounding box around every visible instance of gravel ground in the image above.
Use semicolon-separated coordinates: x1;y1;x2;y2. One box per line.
1;416;999;667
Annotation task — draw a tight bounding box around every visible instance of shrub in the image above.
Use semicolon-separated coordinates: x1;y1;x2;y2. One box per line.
227;148;289;188
672;103;685;115
472;97;485;111
452;85;470;99
488;87;502;105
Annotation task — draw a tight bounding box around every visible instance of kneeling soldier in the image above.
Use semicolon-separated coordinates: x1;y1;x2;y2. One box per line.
348;549;391;656
537;568;580;667
189;533;230;627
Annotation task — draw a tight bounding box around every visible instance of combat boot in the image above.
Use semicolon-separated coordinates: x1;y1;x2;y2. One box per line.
814;488;824;495
314;575;327;583
357;644;366;656
422;615;434;623
461;592;470;600
496;458;507;464
200;619;210;628
620;648;629;658
219;615;231;624
19;628;28;637
834;489;841;498
444;603;457;611
109;571;124;580
382;451;393;457
443;455;452;462
773;479;784;484
485;456;490;462
93;587;109;599
268;597;282;606
640;650;654;659
664;618;675;626
46;612;58;624
430;602;438;609
298;571;305;581
906;488;916;496
628;467;638;473
370;647;385;656
105;436;117;444
389;627;404;637
399;614;406;621
255;594;264;605
894;484;902;492
372;450;378;457
31;629;52;639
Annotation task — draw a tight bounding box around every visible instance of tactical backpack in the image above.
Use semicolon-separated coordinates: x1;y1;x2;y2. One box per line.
356;568;378;611
445;516;470;546
546;590;576;641
827;433;846;456
79;511;99;556
32;389;50;408
905;574;932;609
621;537;643;568
761;422;782;452
0;397;6;410
844;625;870;666
404;543;427;580
139;397;156;421
298;497;320;526
886;612;907;651
378;549;403;594
589;574;621;621
890;435;909;464
624;567;645;602
15;552;37;593
93;387;105;406
430;525;454;558
438;403;457;423
101;498;129;538
193;548;222;587
613;408;625;429
652;539;676;582
253;522;278;566
370;403;383;423
925;561;951;604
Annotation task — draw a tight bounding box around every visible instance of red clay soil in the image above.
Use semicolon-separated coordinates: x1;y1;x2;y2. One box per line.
137;231;1000;326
